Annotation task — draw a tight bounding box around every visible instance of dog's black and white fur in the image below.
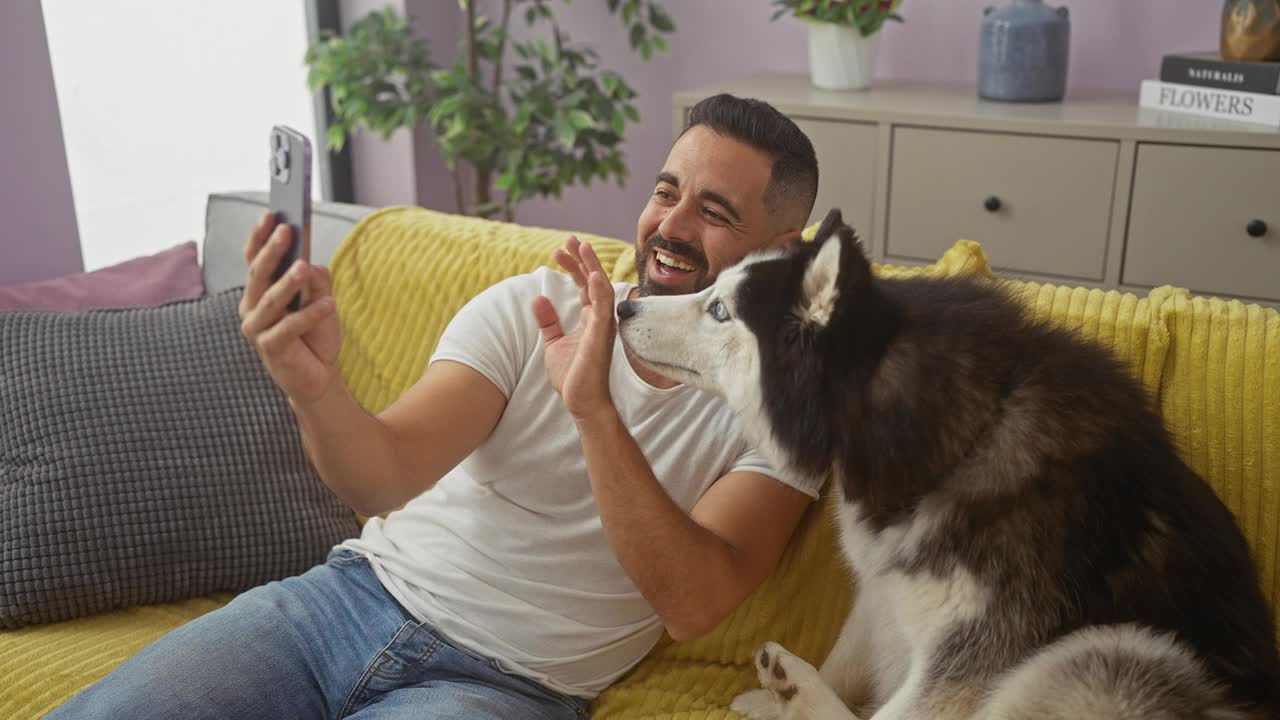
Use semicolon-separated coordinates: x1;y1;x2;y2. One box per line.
616;210;1280;719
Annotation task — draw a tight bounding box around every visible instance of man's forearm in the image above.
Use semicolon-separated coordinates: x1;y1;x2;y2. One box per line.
575;407;741;641
290;380;407;516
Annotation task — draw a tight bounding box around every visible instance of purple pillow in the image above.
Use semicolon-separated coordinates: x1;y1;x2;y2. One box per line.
0;241;205;312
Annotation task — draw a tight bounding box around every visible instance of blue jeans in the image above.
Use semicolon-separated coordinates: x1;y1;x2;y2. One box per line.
48;549;590;719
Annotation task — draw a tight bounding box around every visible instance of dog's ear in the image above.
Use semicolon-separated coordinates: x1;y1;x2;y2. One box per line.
801;212;869;327
801;233;842;327
814;207;844;242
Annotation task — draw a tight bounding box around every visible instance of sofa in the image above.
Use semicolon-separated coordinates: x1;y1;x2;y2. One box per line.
2;191;1277;718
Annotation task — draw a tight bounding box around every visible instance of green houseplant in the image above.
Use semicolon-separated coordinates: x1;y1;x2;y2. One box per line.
771;0;904;91
305;0;675;221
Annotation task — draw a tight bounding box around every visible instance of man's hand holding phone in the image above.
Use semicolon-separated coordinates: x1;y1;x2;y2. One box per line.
238;211;341;407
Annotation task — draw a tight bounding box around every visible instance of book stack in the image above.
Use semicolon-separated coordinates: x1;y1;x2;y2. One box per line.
1139;51;1280;128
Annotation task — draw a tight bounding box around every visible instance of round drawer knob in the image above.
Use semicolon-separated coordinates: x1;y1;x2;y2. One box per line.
1246;219;1268;238
984;195;1002;212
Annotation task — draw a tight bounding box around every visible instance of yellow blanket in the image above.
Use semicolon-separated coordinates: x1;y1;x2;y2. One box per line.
0;594;234;718
3;207;1276;719
1150;287;1280;616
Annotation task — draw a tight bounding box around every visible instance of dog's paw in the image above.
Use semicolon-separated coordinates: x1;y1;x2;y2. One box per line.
740;641;859;719
756;641;821;702
730;688;781;720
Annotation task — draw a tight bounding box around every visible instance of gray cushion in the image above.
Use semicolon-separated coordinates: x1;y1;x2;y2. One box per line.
0;288;360;629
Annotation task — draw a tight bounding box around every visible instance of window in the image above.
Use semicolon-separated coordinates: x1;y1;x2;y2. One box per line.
42;1;320;270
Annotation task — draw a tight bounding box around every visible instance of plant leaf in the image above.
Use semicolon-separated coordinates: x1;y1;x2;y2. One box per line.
327;125;347;151
568;109;594;130
629;23;646;49
649;4;675;33
602;73;620;97
555;114;577;146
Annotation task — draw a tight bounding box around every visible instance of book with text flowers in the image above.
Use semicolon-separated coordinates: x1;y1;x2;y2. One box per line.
1139;79;1280;128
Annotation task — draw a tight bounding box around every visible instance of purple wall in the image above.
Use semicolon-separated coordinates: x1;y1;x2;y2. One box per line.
877;0;1221;92
340;0;461;210
0;2;82;286
445;0;1223;242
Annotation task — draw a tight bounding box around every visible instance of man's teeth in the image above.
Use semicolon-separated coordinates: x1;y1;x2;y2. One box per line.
655;251;695;272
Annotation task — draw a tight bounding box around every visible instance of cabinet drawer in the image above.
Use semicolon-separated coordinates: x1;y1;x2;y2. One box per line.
1123;144;1280;302
794;118;877;237
887;127;1118;280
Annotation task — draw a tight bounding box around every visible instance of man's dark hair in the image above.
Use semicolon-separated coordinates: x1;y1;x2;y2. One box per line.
682;93;819;225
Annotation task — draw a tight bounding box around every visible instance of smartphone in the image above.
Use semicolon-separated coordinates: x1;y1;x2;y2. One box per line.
267;125;312;311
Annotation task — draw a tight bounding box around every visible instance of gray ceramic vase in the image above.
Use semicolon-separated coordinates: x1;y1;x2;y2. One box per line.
979;0;1071;102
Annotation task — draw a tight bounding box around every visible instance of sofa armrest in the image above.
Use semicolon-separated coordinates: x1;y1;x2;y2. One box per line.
202;191;377;294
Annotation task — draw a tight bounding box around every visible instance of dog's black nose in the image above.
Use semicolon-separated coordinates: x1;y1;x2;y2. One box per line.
616;300;638;321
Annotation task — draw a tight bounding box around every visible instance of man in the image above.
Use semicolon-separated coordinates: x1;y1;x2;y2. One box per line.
50;94;821;719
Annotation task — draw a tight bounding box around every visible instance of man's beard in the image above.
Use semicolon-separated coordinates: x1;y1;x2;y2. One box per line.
635;232;710;297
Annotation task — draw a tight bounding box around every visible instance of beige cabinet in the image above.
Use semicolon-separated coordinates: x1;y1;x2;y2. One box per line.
1124;144;1280;301
792;118;878;237
675;75;1280;306
887;127;1117;281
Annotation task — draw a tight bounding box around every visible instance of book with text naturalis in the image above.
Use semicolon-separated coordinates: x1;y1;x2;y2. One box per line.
1160;51;1280;95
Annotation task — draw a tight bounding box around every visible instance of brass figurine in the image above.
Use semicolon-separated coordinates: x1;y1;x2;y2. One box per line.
1221;0;1280;62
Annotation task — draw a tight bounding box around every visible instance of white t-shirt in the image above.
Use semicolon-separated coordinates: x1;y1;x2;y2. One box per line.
339;267;820;698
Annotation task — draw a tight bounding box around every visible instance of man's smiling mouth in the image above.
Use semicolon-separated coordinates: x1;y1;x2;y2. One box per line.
654;249;696;272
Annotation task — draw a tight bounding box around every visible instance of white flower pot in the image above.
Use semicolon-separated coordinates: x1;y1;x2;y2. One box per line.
807;22;881;91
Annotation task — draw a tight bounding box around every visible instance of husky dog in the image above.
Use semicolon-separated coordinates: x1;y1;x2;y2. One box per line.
616;209;1280;720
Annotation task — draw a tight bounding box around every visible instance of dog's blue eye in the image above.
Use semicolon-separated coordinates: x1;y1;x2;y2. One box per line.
709;300;730;322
